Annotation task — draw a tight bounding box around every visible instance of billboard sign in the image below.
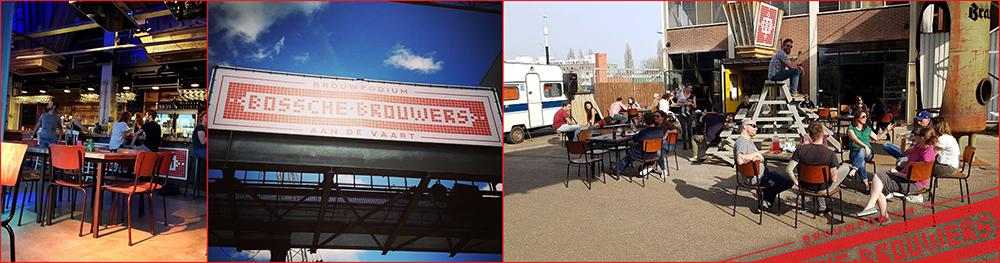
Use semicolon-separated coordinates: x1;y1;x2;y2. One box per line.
208;66;503;147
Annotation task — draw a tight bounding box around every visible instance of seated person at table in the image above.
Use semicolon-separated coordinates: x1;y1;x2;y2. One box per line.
133;110;162;152
583;101;603;126
655;110;680;171
607;113;665;176
883;110;931;162
626;97;642;110
847;110;894;193
109;111;131;151
735;96;753;114
930;117;960;179
733;120;793;212
855;127;937;221
33;101;62;148
786;122;857;213
553;102;582;141
607;97;628;124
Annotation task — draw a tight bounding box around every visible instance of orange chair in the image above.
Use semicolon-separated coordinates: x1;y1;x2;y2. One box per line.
628;139;663;186
564;141;603;189
897;162;934;222
103;151;162;246
2;142;28;262
930;146;976;216
44;145;95;236
731;159;767;224
662;132;679;175
155;152;174;226
627;108;640;126
793;164;844;232
878;113;894;139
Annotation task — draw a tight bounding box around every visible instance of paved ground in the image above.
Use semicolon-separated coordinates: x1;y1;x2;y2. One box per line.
2;188;206;262
503;127;999;262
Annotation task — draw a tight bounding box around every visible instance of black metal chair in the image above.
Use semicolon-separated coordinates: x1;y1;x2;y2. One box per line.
564;141;603;189
793;164;844;233
930;146;976;216
896;162;934;222
731;159;766;225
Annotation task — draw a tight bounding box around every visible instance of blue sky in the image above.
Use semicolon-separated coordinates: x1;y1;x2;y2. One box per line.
504;1;662;65
209;2;500;87
207;2;500;261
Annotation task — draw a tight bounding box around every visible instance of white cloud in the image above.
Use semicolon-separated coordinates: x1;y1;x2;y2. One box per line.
211;2;325;43
383;44;443;74
293;52;311;63
317;250;363;261
248;37;286;62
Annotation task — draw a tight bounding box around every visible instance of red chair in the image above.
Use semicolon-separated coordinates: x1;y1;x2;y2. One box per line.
103;151;162;246
897;162;934;222
930;146;976;216
793;164;844;232
628;139;663;187
44;144;95;236
2;142;28;262
155;151;174;226
564;141;603;189
731;159;767;224
663;132;679;174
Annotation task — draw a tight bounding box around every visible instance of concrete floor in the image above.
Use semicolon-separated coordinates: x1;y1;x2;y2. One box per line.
503;128;999;261
1;187;206;262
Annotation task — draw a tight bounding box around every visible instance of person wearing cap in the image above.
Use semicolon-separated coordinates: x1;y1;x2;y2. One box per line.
733;119;793;212
883;110;932;162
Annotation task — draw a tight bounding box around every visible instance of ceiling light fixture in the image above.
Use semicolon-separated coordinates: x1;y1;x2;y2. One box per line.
64;89;71;93
152;86;160;90
190;83;200;88
122;86;131;90
40;90;47;94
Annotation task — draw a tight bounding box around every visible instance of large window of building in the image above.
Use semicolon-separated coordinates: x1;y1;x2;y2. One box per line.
816;41;908;110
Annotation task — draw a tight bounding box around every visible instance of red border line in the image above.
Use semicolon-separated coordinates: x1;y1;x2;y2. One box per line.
921;186;999;208
720;242;794;262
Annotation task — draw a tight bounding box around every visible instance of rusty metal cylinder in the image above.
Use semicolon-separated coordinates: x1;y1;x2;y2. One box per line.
941;1;992;134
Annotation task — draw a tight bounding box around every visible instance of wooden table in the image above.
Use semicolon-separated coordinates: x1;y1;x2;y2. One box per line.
26;146;137;238
763;151;792;162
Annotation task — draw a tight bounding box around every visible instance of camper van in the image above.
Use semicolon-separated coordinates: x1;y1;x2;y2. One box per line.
503;63;571;144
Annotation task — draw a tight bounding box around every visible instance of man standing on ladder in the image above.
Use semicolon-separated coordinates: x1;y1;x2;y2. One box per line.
768;38;805;98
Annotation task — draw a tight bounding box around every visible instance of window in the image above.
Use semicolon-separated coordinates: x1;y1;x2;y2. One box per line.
819;2;840;12
543;83;563;98
669;2;696;28
696;2;713;25
503;85;521;101
712;2;727;23
787;2;808;16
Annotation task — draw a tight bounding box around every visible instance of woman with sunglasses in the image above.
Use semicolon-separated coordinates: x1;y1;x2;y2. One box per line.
848;110;894;193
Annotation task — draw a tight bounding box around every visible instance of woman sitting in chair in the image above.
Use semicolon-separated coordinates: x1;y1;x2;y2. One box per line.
854;127;937;222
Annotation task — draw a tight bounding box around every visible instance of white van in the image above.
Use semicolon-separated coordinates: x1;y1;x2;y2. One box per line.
502;63;570;144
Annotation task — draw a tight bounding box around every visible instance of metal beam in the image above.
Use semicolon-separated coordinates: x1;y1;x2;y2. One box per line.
309;171;334;253
382;176;432;255
18;9;175;39
14;36;206;60
398;2;500;14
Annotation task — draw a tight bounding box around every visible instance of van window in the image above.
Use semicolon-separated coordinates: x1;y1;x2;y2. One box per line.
543;83;563;98
503;85;520;101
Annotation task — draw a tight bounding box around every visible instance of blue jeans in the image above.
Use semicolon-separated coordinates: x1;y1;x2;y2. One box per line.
850;148;875;182
39;137;57;148
753;169;793;204
883;143;903;159
659;143;676;169
770;68;801;94
616;148;658;173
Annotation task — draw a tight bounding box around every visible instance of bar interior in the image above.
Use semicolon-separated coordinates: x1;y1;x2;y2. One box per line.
1;1;207;261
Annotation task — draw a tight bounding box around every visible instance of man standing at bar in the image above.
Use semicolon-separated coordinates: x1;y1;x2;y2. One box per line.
768;38;804;98
133;110;162;152
32;100;62;147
